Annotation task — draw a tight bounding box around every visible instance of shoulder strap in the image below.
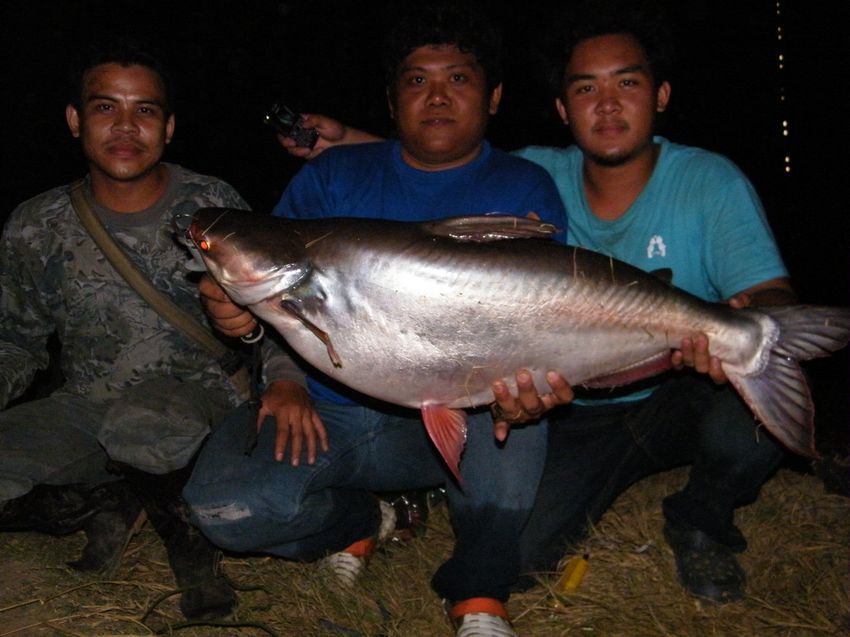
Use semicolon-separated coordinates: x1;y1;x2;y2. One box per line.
68;179;242;374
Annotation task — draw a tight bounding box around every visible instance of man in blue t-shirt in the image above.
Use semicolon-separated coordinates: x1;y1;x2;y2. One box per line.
186;5;571;635
267;4;797;607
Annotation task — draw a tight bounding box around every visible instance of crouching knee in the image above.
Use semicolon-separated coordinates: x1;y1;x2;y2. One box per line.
185;497;258;552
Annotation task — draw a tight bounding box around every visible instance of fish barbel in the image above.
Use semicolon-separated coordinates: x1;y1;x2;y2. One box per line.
187;209;850;480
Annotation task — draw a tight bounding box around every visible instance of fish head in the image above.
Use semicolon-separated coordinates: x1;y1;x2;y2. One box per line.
187;207;311;305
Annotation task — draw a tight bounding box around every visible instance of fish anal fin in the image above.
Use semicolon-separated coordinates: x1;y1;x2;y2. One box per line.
726;353;819;459
582;352;672;389
421;405;468;483
425;215;557;243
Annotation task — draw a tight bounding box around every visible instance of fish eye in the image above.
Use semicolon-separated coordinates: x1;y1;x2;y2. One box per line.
199;239;211;251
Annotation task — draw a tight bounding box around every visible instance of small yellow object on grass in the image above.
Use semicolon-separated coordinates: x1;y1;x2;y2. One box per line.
555;553;589;595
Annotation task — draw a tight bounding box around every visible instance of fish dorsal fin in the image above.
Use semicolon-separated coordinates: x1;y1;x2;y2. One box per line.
424;215;558;243
649;268;673;285
420;405;468;483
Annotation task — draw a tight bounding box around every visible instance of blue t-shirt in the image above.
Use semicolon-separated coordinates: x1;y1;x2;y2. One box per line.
274;139;568;404
515;137;788;402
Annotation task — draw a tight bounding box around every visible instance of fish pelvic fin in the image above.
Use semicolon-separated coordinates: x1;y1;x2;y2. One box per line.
725;304;850;460
421;405;468;484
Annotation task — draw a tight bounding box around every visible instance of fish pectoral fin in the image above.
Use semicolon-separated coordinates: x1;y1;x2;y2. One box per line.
280;300;342;367
425;215;557;243
582;352;672;389
421;405;468;484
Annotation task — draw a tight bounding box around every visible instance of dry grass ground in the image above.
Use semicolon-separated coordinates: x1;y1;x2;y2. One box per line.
0;466;846;637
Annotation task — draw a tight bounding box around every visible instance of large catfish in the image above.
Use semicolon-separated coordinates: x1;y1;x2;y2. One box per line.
187;209;850;480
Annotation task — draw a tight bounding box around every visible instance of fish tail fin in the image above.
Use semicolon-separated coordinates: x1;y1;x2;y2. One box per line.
421;405;468;484
727;305;850;459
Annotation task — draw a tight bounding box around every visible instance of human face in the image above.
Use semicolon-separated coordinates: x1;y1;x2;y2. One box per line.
389;44;502;171
66;63;175;184
555;33;670;167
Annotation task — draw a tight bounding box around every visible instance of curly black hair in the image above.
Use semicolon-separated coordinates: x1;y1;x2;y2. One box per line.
382;1;502;102
548;0;674;98
68;38;175;116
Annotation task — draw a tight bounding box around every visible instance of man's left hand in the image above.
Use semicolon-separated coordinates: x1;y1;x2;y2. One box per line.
490;370;573;441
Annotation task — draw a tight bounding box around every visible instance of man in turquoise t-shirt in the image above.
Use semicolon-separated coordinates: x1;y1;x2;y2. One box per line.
511;6;794;603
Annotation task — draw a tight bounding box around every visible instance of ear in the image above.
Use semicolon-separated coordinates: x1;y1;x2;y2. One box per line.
656;81;671;113
555;98;569;125
488;83;503;115
165;114;175;144
66;104;81;138
386;88;395;120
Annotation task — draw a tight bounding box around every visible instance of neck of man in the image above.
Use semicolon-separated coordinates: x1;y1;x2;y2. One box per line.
89;163;170;213
581;141;659;221
400;143;484;172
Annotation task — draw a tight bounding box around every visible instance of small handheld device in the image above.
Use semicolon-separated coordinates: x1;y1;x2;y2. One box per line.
263;102;319;149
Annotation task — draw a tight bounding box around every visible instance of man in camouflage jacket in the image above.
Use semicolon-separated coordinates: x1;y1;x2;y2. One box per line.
0;40;248;620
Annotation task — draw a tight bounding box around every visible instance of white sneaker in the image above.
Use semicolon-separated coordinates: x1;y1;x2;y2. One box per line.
454;612;517;637
445;598;517;637
321;549;368;588
377;499;397;542
320;499;397;588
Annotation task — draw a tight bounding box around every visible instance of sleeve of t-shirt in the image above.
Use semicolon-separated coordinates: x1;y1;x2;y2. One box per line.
700;160;788;299
511;147;569;244
519;170;569;244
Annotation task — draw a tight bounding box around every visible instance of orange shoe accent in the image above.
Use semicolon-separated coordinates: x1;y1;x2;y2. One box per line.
448;597;509;621
342;537;375;558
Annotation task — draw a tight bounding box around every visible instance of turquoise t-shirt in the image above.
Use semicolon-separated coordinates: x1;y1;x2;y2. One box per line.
515;137;788;402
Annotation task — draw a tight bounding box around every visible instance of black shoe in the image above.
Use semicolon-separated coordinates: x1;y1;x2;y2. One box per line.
0;481;144;575
67;481;146;576
663;520;745;603
116;463;237;620
385;490;431;542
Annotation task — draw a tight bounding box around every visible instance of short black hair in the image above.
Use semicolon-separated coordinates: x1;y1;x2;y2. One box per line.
549;0;674;97
383;1;502;100
68;38;175;116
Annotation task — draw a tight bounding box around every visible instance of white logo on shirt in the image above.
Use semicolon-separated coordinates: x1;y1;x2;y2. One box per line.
647;235;667;258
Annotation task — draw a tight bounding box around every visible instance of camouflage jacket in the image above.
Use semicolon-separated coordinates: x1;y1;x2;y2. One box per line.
0;163;250;408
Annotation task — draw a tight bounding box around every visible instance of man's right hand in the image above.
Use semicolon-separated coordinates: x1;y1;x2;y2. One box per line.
278;113;382;159
198;273;258;338
258;380;329;465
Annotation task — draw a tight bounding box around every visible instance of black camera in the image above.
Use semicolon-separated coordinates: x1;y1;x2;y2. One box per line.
263;102;319;149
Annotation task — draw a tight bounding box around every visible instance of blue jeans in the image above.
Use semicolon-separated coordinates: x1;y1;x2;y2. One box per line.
517;374;784;580
184;400;548;602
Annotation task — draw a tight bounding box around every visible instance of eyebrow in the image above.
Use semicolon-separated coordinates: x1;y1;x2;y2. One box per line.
565;63;647;85
85;94;164;106
399;62;477;74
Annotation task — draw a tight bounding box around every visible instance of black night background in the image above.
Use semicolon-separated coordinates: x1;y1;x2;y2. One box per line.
1;0;847;453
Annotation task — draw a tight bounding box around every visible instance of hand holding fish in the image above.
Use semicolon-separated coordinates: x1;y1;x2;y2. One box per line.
672;280;797;384
199;274;258;338
259;380;329;465
490;370;574;441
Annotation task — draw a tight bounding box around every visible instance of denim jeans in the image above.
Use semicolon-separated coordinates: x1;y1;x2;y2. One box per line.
517;374;784;580
184;400;548;602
